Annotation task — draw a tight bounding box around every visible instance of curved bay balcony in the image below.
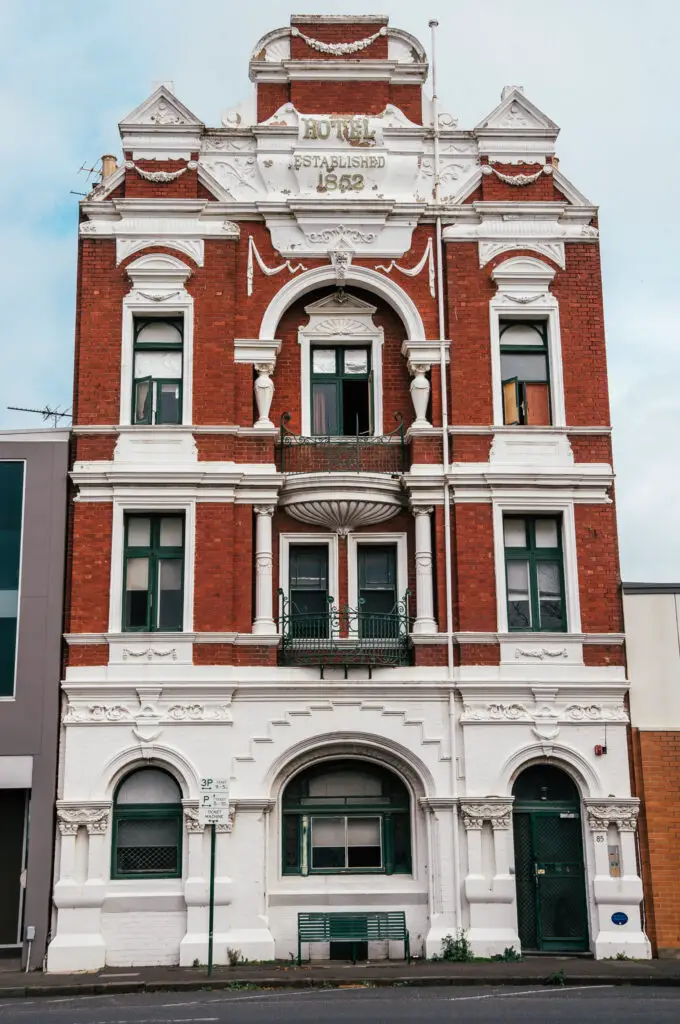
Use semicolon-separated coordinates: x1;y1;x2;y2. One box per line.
276;413;408;532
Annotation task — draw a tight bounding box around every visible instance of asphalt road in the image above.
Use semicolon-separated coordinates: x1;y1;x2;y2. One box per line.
0;985;679;1024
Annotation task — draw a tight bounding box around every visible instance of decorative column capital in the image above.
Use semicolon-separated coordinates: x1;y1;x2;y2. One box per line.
56;804;111;836
412;505;434;519
254;362;275;377
584;799;640;833
460;800;513;831
254;504;276;518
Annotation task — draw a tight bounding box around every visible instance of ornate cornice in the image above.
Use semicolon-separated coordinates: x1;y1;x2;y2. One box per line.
460;800;513;831
56;804;111;835
584;799;640;833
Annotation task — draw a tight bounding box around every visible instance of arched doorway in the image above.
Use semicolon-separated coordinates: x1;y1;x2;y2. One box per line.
512;764;589;952
281;757;412;961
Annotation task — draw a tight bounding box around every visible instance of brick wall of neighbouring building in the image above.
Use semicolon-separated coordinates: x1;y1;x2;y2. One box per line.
631;729;680;957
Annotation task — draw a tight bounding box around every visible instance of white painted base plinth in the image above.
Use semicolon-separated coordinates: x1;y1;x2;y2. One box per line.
46;934;106;973
468;928;521;958
594;930;651;959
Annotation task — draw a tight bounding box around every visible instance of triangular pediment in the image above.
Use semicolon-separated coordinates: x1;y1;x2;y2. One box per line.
304;291;377;317
475;87;559;134
119;85;204;130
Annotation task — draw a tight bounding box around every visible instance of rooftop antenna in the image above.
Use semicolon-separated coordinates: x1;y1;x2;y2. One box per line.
7;405;72;429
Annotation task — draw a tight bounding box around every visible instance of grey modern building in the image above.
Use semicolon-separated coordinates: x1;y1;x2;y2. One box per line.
0;429;68;968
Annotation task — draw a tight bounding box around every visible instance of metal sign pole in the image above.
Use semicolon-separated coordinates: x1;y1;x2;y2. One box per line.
207;822;216;978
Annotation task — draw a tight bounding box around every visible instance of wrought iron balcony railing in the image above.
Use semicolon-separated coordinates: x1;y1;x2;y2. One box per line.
277;413;407;475
278;590;412;677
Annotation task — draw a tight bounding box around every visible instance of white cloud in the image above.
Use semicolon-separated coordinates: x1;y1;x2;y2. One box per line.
0;0;678;579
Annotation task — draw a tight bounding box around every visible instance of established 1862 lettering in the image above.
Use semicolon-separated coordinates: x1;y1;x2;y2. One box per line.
296;116;385;193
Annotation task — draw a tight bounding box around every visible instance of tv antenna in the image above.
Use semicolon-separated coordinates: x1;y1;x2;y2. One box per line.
7;404;72;429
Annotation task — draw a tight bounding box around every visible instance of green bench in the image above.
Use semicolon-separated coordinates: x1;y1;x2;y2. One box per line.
297;911;410;965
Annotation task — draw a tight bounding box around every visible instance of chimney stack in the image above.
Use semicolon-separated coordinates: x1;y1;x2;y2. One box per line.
101;154;117;180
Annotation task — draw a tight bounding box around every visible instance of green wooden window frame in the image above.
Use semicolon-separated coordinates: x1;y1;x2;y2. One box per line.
289;544;330;639
282;761;412;876
132;317;183;426
123;514;184;632
500;320;551;426
310;345;372;436
111;772;182;880
504;515;567;632
0;461;24;698
357;544;398;639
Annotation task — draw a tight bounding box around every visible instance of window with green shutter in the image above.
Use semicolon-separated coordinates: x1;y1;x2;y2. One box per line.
132;318;183;426
289;545;330;639
0;462;24;697
504;515;566;632
358;544;397;638
500;320;551;426
311;346;371;436
123;514;184;632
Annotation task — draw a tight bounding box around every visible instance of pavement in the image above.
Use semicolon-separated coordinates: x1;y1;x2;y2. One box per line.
0;984;679;1024
1;955;680;999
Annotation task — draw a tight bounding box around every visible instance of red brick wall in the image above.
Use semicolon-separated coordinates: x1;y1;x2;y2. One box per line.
452;503;497;632
552;244;611;426
73;238;126;425
68;503;112;633
631;729;680;955
446;243;495;425
574;502;623;633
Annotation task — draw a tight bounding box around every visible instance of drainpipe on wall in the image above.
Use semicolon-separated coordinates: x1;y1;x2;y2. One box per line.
429;17;462;933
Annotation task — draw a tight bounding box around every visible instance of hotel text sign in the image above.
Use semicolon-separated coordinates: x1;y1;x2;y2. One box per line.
295;115;386;194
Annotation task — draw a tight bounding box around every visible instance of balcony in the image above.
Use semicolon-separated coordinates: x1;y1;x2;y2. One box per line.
278;591;412;677
276;414;409;532
276;413;408;475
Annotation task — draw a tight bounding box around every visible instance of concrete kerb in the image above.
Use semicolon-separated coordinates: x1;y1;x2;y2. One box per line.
2;972;680;1000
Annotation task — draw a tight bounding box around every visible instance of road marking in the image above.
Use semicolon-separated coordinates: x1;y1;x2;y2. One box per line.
87;1018;218;1023
448;984;615;1001
98;973;140;978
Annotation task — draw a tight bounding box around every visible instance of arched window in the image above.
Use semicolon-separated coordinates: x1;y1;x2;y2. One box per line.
282;759;411;876
112;768;182;879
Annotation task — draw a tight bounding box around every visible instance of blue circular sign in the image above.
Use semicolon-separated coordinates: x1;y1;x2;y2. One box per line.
611;912;628;926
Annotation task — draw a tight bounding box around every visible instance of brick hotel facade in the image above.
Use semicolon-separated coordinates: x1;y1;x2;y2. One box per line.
47;14;650;969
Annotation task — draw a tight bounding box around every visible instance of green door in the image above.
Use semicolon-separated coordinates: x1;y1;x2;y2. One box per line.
512;766;589;953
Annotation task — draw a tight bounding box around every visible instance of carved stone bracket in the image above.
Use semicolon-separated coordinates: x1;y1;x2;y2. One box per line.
460;800;513;831
57;805;111;836
584;800;640;833
329;240;354;285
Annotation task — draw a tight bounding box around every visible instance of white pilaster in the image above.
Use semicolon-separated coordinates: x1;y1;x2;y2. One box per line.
584;799;650;958
412;506;438;634
252;505;277;635
460;800;518;957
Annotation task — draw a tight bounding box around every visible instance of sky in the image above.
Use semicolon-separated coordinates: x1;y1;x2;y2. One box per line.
0;0;677;581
